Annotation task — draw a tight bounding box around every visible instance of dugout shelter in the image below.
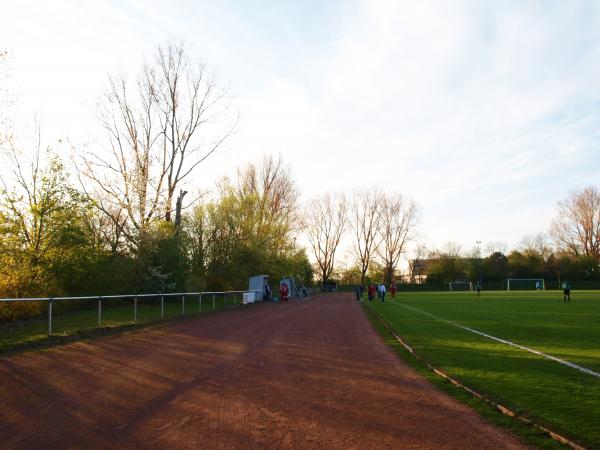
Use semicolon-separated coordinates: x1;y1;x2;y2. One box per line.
249;275;270;301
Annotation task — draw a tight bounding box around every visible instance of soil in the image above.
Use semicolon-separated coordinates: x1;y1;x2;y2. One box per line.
0;293;528;449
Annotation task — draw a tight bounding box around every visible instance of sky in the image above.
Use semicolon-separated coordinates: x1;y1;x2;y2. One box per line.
1;0;600;263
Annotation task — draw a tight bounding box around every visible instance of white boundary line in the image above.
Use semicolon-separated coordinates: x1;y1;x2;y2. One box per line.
367;304;587;450
393;303;600;380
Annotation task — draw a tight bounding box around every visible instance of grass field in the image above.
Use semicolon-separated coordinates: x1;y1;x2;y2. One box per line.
0;293;242;351
368;290;600;449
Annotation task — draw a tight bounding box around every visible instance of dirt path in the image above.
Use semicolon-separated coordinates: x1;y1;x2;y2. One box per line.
0;293;527;449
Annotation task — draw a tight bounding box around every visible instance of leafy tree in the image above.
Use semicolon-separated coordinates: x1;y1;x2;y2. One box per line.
0;142;99;318
425;244;467;284
482;252;509;281
185;156;309;291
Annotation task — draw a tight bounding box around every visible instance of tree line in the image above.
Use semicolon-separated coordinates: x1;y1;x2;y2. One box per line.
423;187;600;286
0;42;311;321
330;185;600;287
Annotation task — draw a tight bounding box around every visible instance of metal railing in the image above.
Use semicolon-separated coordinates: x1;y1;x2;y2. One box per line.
0;290;262;337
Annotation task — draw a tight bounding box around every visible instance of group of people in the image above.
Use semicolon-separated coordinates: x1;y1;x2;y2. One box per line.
262;283;289;302
354;282;397;302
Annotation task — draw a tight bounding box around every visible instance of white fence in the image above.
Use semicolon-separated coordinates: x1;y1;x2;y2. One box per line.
0;290;262;337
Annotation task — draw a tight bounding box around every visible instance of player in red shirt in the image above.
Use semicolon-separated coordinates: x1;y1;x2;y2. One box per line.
280;283;289;302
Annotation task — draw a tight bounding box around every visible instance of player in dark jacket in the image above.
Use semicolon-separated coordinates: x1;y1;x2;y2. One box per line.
562;280;571;302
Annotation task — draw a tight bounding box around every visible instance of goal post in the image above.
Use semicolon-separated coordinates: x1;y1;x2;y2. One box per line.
449;281;473;291
506;279;545;291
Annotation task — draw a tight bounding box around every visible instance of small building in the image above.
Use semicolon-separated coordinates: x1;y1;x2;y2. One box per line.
249;275;269;301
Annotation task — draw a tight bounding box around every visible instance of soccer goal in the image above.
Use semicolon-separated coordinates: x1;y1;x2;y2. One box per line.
506;279;545;291
449;281;473;291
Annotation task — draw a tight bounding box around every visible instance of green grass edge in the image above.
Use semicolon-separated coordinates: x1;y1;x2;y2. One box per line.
361;302;570;450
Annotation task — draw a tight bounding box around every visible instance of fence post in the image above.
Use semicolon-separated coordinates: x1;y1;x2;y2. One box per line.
98;296;102;328
182;294;185;315
134;295;138;323
213;293;216;310
48;297;53;336
161;294;164;320
199;294;202;313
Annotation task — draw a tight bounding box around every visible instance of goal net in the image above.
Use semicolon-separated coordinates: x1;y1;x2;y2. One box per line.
506;279;545;291
449;281;473;291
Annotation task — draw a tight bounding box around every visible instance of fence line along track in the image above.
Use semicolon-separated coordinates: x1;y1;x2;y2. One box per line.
0;290;259;337
365;303;586;450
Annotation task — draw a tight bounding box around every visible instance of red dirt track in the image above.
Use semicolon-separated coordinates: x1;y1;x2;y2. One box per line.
0;293;527;449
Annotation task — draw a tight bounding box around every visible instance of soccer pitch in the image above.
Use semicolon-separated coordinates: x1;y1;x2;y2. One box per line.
368;290;600;448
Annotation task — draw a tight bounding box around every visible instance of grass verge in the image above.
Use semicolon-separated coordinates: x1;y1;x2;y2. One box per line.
363;301;571;450
0;295;249;355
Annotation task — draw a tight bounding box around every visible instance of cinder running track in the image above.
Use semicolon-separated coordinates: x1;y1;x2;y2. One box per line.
0;294;527;449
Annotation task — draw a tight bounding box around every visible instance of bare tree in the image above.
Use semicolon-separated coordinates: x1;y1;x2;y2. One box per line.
485;241;508;256
408;244;427;284
152;41;235;221
303;193;347;284
77;40;234;247
233;155;298;234
78;71;164;247
377;193;418;285
349;187;383;285
550;186;600;260
440;241;462;259
520;232;552;261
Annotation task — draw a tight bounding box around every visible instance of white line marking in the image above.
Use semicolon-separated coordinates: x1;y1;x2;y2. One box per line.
392;303;600;380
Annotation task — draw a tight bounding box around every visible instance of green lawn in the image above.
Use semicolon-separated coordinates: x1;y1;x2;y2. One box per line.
367;290;600;449
0;292;243;350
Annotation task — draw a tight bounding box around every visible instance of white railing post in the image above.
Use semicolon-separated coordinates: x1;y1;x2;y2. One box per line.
182;294;185;315
48;297;53;336
98;296;102;328
199;294;202;313
134;295;138;322
161;294;164;320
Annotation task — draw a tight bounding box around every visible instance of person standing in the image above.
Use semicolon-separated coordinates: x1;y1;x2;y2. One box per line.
562;280;571;302
280;283;289;302
368;283;374;302
391;281;397;299
380;283;386;302
475;281;481;297
355;285;361;302
535;281;541;291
